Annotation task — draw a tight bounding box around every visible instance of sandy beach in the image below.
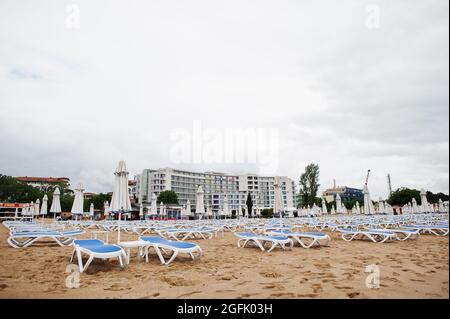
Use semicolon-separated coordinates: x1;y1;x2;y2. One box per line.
0;224;448;299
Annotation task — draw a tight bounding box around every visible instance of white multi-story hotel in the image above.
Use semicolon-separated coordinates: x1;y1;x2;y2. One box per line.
138;168;296;214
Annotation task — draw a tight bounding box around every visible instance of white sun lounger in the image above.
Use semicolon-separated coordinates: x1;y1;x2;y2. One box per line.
71;239;127;273
140;236;203;265
402;224;449;236
367;228;420;241
234;232;293;252
338;228;398;243
7;229;85;248
163;228;215;240
269;230;331;248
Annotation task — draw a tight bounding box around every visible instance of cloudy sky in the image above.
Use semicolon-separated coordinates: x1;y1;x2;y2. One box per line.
0;0;448;199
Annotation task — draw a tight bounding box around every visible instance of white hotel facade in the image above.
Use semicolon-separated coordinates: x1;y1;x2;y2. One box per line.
137;168;296;214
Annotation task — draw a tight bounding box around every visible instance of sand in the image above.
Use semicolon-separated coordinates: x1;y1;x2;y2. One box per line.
0;224;448;299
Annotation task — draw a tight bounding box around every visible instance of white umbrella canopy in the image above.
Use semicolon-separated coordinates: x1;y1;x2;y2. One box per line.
40;195;48;219
363;185;375;215
321;198;328;215
330;205;336;215
186;200;192;217
438;199;444;212
109;160;132;244
180;204;188;219
223;195;229;218
420;189;429;213
104;201;109;219
139;203;143;219
35;199;40;218
71;183;85;219
273;177;283;216
352;204;357;215
29;201;35;218
21;205;28;216
206;204;213;219
355;201;361;214
335;194;342;214
89;203;94;217
159;202;164;219
40;195;48;214
50;187;62;222
150;193;157;215
109;161;132;212
195;186;205;219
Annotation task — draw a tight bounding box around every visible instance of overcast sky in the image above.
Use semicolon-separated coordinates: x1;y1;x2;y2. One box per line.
0;0;448;199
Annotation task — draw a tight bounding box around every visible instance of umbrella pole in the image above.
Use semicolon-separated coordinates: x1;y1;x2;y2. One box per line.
117;211;121;244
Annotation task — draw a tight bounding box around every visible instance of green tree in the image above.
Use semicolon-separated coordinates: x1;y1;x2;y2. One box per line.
84;193;112;212
261;208;273;218
157;190;179;205
426;191;449;204
246;193;253;217
388;188;421;206
299;163;320;207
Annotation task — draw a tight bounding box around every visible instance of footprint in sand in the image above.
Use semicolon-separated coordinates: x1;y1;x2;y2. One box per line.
259;271;282;278
410;278;425;282
335;286;353;290
311;284;323;294
0;284;8;290
162;276;195;287
177;291;202;298
297;293;318;298
347;292;360;298
270;292;296;298
299;278;309;284
104;284;124;291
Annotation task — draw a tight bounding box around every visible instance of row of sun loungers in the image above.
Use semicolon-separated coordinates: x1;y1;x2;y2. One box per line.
2;214;447;273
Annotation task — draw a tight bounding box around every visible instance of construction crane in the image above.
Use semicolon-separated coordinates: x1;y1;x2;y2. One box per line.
364;169;371;186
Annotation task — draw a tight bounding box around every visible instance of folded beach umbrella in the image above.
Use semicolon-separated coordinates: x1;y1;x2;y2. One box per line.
35;199;40;218
71;183;85;220
159;201;164;219
206;204;213;219
139;203;143;220
186;200;191;217
223;195;229;219
420;189;429;213
29;201;35;218
151;193;157;216
321;198;328;215
89;203;94;218
195;186;205;219
104;201;109;219
273;176;283;226
40;195;48;221
335;194;342;214
50;187;62;222
109;160;132;243
363;185;375;215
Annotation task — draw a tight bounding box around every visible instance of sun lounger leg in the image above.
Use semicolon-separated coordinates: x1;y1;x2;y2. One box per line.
82;255;95;273
166;250;178;265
